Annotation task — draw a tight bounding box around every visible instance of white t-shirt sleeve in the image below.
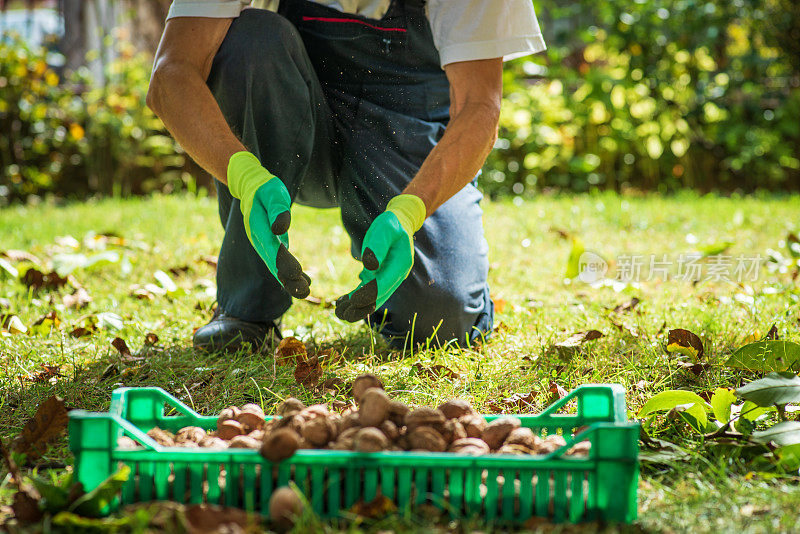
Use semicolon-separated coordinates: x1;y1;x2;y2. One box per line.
166;0;251;19
427;0;546;68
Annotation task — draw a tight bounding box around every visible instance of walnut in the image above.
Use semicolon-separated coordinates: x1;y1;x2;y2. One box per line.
497;444;532;455
388;401;410;426
339;412;361;432
241;403;264;415
331;427;359;450
358;388;390;427
404;407;445;433
458;414;487;438
175;426;207;444
448;437;490;455
117;436;141;449
302;416;338;447
441;419;467;444
277;398;305;417
276;414;304;434
229;435;261;449
379;420;399;441
352;374;384;404
407;426;447;452
353;427;388;452
566;440;592;456
297;404;329;424
261;428;301;462
536;434;568;454
503;427;540;449
481;417;521;450
146;427;175;447
437;399;475;420
269;486;304;532
217;419;246;440
237;406;266;432
248;429;265;441
217;406;241;427
199;436;228;449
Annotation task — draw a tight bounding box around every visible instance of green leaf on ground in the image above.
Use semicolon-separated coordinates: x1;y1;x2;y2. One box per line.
638;390;709;418
675;402;708;433
711;388;737;424
69;465;131;517
564;237;585;279
52;251;121;275
726;341;800;372
736;372;800;407
751;422;800;447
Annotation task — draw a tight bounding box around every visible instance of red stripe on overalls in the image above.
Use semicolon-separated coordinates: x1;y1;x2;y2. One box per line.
301;16;407;32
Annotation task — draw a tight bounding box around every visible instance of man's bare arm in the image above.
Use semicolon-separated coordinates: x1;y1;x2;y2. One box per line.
146;17;243;183
403;58;503;216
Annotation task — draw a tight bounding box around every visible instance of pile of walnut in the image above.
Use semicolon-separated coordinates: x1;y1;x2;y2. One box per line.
124;374;590;460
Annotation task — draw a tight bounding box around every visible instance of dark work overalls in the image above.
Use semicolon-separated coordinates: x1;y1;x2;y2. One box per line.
206;0;494;347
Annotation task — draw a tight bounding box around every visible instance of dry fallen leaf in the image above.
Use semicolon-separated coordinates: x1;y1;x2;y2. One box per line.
29;364;64;384
412;363;461;380
303;295;333;308
183;503;255;533
612;297;640;314
488;391;537;413
112;337;144;363
492;296;507;314
294;356;322;387
198;255;218;269
275;337;307;366
69;326;93;338
548;381;568;403
555;330;604;348
666;328;704;360
764;324;779;340
144;332;159;345
348;494;397;519
1;314;28;335
10;396;69;461
20;268;69;291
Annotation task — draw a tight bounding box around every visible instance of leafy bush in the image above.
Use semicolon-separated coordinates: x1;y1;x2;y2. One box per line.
0;36;189;203
484;0;800;196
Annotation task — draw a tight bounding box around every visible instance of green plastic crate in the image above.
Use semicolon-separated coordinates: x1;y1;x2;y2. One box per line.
68;384;639;523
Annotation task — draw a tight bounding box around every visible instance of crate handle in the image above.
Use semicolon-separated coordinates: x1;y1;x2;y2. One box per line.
109;387;204;425
537;384;628;422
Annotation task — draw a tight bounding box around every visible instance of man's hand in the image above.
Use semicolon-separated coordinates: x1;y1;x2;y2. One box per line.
228;151;311;298
335;194;426;322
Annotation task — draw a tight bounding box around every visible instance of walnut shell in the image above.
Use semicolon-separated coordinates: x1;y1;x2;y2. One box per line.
339;412;361;432
175;426;207;444
277;398;305;417
217;406;241;427
388;401;410;426
146;427;175;447
379;420;399;441
237;410;266;432
248;429;265;441
567;440;592;456
407;426;447;452
448;437;490;455
302;416;338;447
359;388;390;427
352;374;384;403
353;427;388;452
261;428;301;462
117;436;141;449
331;427;359;450
458;414;487;438
441;419;467;444
437;399;475;420
269;486;304;532
217;419;246;440
241;403;264;416
404;407;446;433
199;436;228;449
536;434;568;454
497;444;532;455
481;416;521;450
504;427;540;449
229;435;261;449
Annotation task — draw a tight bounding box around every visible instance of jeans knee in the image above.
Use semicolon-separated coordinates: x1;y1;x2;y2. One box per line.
380;286;492;348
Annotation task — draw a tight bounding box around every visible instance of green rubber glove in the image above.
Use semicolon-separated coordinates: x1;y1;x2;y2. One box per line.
335;194;426;322
227;151;310;298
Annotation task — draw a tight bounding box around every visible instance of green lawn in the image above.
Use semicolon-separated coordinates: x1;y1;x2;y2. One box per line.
1;191;799;532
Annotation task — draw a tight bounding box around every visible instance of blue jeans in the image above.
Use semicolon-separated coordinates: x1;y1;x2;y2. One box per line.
206;0;493;348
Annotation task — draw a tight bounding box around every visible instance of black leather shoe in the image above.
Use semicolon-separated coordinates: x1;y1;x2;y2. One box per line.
192;309;281;353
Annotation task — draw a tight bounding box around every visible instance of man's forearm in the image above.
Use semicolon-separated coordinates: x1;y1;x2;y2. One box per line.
404;101;499;216
147;60;244;183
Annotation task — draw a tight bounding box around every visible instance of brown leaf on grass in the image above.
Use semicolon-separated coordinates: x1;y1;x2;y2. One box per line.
62;287;92;309
20;268;69;291
555;330;604;348
488;391;537;413
548;382;568;403
348;494;397;519
549;226;572;240
144;332;159;345
0;297;10;309
666;328;704;360
198;255;218;269
70;326;93;338
764;324;779;340
10;396;69;461
1;249;41;264
168;265;191;276
29;364;64;384
612;297;640;314
412;363;461;380
492;296;507;314
12;491;42;523
315;348;344;366
676;361;711;376
608;315;640;337
184;503;254;533
112;337;144;363
275;337;307;366
294;356;322;387
32;310;60;329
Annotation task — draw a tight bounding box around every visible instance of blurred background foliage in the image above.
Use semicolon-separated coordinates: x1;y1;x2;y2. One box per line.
0;0;798;203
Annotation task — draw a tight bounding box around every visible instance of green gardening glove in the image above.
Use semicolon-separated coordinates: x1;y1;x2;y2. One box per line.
335;194;426;322
227;151;311;298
